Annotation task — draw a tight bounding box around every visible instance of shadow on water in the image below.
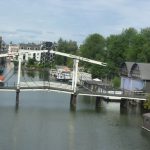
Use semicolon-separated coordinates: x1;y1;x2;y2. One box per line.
120;107;128;114
141;129;150;139
15;105;19;113
120;102;143;116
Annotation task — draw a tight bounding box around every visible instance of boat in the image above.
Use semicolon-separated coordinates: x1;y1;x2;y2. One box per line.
0;75;4;86
142;113;150;132
56;71;71;81
0;66;4;74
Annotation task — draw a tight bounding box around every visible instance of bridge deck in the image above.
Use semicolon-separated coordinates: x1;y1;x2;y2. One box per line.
0;81;73;93
78;87;146;101
0;81;146;100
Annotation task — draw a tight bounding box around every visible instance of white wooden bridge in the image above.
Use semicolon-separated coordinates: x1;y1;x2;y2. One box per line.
0;50;147;109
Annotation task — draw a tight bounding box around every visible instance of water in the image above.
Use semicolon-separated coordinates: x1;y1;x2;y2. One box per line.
0;63;150;150
0;91;150;150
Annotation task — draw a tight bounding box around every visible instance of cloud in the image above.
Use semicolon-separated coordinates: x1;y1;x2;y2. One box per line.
16;29;42;35
1;0;150;43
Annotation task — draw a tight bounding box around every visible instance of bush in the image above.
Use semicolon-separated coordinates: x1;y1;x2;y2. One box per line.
27;58;36;66
112;76;120;89
144;94;150;110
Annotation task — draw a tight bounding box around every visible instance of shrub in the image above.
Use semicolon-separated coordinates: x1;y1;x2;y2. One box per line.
112;76;120;89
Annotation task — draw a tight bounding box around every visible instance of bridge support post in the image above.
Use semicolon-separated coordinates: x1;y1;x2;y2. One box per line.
72;59;79;93
120;99;128;108
16;89;20;108
16;57;21;108
70;94;77;111
95;97;102;108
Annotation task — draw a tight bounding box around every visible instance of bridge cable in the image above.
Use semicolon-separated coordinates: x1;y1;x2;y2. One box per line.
48;49;55;91
3;67;14;79
22;71;32;89
4;73;15;82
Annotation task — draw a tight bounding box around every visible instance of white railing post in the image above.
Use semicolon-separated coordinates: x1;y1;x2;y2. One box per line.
16;55;21;108
17;57;21;90
72;59;75;90
72;59;79;93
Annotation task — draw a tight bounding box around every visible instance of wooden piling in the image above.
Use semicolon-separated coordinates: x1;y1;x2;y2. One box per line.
95;97;101;108
70;94;77;111
16;89;20;108
120;98;128;108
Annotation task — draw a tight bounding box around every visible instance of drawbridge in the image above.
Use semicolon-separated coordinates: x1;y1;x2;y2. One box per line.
0;50;146;109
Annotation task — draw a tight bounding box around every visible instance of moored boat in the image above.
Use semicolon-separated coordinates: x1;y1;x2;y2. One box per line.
56;71;72;81
0;66;4;74
0;75;4;86
142;113;150;132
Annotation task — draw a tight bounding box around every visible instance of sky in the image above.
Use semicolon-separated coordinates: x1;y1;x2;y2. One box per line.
0;0;150;44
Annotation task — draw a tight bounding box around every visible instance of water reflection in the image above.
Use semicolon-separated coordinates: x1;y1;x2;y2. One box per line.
0;63;150;150
69;111;76;150
0;92;150;150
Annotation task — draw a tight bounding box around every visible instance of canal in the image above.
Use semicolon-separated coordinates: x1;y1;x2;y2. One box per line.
0;91;150;150
0;63;150;150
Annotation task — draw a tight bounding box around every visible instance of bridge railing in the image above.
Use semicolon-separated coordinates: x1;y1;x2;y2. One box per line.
0;81;73;92
1;82;17;88
82;84;147;99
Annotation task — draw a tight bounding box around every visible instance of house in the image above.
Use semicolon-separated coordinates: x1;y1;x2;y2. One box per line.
18;42;54;62
8;44;19;61
120;62;150;93
19;49;48;62
19;43;41;50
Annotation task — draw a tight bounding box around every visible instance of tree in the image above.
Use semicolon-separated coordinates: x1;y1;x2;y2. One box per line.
80;33;105;59
106;34;125;77
106;28;138;77
139;28;150;62
80;33;106;77
112;76;121;89
144;94;150;110
55;38;78;65
27;58;36;66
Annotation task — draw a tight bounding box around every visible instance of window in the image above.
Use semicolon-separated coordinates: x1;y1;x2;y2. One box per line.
23;54;25;60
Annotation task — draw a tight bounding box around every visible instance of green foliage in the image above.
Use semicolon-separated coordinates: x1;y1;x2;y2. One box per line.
80;33;106;75
24;27;150;81
26;71;36;78
27;58;36;66
80;33;105;59
55;38;78;65
144;94;150;110
13;60;18;67
112;76;121;89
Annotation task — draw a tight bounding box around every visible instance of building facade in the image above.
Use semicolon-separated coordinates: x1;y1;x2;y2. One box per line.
0;36;2;51
0;36;7;52
19;43;41;50
120;62;150;93
19;49;48;62
12;42;54;62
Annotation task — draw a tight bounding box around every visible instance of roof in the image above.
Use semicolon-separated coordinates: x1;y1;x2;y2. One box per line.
120;62;134;76
137;63;150;80
125;62;134;74
121;62;150;80
19;43;41;49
